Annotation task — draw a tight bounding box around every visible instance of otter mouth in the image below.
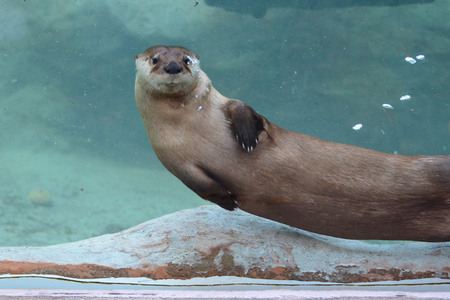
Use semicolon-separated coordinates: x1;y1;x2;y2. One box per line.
163;74;186;86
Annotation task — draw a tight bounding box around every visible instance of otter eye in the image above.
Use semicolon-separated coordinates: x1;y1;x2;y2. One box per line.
151;57;158;64
184;57;192;65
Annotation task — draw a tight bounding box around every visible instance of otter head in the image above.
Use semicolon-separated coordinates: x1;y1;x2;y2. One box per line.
135;46;201;95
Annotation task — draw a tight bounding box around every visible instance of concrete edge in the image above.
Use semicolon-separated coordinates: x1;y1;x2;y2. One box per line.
0;288;449;299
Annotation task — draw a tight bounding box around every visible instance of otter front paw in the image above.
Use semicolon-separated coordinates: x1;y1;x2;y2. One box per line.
215;197;238;211
225;101;265;152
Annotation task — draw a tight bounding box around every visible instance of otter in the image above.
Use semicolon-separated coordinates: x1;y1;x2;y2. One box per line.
135;46;450;242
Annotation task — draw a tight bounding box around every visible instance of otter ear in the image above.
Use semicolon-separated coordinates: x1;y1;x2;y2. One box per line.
195;54;200;59
224;101;265;152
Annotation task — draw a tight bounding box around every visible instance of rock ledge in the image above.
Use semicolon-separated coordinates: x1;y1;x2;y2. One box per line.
0;206;448;283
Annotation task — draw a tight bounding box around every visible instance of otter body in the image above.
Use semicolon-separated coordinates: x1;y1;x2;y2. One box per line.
135;46;450;242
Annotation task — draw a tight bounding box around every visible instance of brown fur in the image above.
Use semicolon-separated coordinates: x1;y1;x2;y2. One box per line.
135;46;450;242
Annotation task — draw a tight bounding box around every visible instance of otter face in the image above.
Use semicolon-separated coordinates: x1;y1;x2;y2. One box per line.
135;46;201;94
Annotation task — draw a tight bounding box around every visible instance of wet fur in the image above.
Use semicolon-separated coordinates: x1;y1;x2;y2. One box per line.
135;46;450;242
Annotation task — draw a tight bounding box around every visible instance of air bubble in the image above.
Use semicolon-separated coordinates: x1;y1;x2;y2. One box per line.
415;54;425;60
352;124;363;131
405;57;416;64
382;104;394;109
400;95;411;101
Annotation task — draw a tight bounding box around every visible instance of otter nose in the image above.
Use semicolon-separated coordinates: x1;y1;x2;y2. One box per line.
164;61;183;74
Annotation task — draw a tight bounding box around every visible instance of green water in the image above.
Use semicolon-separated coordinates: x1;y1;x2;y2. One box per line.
0;0;448;247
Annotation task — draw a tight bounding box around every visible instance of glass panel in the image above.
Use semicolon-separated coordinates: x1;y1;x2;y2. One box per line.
0;0;448;290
